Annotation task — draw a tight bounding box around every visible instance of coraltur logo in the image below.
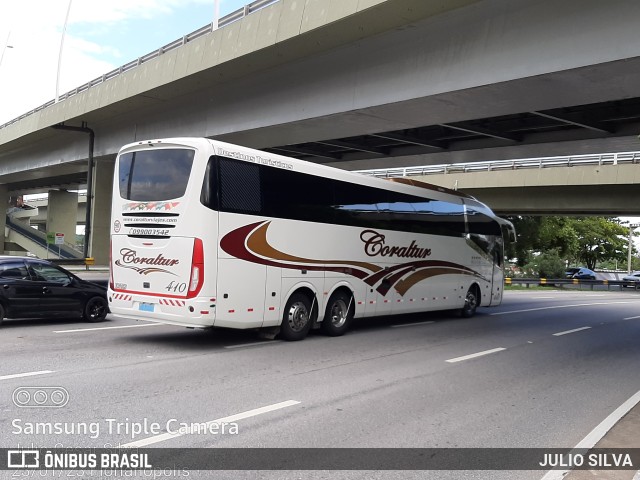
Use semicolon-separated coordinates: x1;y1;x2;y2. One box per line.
115;248;179;276
360;229;432;259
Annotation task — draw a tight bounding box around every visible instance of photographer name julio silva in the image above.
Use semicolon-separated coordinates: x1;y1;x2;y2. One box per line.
540;453;634;468
12;418;239;439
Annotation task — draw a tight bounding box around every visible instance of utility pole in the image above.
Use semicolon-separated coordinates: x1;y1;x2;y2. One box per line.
627;223;639;274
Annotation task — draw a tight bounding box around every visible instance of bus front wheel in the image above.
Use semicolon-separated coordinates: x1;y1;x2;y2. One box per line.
460;287;479;318
322;291;353;336
281;293;313;341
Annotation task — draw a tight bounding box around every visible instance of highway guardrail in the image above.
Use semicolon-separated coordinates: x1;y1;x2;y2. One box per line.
505;278;640;290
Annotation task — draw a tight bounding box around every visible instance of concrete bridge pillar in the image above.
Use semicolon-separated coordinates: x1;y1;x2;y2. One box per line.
47;190;78;251
89;159;114;265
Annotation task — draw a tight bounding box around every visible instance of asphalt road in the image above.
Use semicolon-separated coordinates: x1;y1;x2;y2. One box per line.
1;289;640;480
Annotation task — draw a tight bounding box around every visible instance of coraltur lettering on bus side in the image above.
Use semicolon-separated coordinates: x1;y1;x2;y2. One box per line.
360;229;432;259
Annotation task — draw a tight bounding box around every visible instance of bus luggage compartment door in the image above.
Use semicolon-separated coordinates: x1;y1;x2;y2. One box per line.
216;259;266;328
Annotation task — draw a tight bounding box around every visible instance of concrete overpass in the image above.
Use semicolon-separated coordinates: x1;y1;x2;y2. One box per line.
358;151;640;215
1;0;640;263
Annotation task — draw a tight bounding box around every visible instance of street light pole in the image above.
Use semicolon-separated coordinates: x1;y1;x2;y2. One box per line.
627;223;639;274
213;0;220;29
0;32;13;69
55;0;73;103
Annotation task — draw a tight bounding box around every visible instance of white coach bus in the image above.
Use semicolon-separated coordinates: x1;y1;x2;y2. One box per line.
108;138;515;341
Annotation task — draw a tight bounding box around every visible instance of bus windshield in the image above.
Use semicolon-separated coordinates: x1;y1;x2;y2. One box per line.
118;148;195;201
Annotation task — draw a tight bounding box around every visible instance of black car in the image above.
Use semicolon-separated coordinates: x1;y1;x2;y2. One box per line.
0;256;108;326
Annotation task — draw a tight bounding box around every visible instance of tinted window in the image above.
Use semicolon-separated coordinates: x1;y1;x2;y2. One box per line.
219;157;262;214
261;164;334;222
210;155;474;237
0;262;29;279
466;208;502;236
28;263;72;285
118;148;194;201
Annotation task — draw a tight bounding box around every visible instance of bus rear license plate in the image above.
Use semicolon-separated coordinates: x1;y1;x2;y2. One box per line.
139;303;155;312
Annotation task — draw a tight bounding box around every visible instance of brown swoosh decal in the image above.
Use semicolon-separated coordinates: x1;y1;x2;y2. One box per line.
221;221;487;297
395;268;473;296
246;222;382;273
221;221;374;280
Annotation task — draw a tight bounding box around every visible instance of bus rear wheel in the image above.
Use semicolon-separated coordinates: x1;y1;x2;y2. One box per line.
460;287;479;318
281;293;313;341
322;291;353;336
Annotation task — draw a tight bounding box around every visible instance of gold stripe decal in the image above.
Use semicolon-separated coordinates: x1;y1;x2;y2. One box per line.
220;221;485;297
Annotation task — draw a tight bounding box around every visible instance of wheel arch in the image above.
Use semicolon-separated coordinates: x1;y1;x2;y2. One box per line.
282;283;320;323
469;282;482;308
324;283;356;321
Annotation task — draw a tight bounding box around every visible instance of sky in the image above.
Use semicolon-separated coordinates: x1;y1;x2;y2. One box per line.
0;0;250;125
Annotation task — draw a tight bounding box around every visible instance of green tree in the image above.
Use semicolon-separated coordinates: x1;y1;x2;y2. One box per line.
531;249;566;278
505;216;628;270
567;218;627;270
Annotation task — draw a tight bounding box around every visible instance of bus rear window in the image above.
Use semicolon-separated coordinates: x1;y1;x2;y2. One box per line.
118;149;195;201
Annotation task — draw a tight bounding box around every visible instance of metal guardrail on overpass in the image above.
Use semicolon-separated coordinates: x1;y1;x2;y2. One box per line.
355;151;640;179
0;0;279;130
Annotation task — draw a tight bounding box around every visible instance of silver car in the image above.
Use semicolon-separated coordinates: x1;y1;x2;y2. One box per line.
622;271;640;287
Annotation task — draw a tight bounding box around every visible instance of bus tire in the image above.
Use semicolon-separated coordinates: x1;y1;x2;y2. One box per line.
281;293;313;341
322;291;353;336
460;286;479;318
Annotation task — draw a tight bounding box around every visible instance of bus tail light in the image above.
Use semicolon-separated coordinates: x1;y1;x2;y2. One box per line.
187;238;204;298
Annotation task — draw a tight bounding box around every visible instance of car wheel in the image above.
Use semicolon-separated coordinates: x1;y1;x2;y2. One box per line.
0;303;4;326
84;296;108;323
460;287;478;318
280;293;313;341
322;291;353;337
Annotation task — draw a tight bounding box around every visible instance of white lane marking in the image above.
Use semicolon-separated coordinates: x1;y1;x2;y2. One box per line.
225;341;280;349
552;326;592;336
632;470;640;480
491;301;637;316
123;400;301;447
540;389;640;480
623;315;640;320
0;370;54;381
391;320;435;328
54;323;161;333
446;348;506;363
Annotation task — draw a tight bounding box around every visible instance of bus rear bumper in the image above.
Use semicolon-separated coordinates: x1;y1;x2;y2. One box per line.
108;292;215;328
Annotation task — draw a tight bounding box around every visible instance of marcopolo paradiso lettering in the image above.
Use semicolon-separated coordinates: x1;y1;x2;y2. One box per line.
360;230;432;259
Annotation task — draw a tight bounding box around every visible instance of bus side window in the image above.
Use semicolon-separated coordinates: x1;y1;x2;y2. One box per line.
218;157;262;214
